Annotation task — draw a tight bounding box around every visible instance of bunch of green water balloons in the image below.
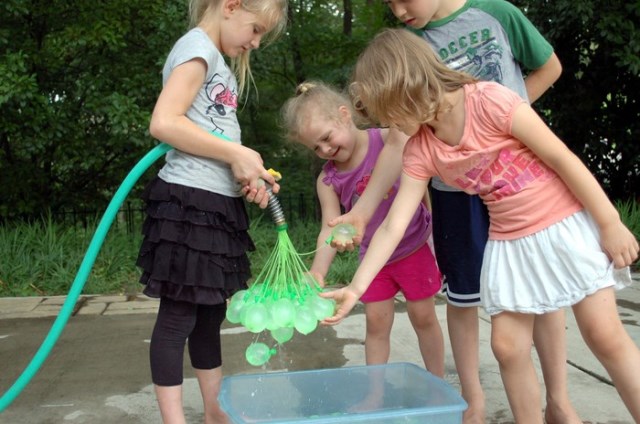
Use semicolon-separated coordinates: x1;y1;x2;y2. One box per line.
226;223;345;366
227;282;337;366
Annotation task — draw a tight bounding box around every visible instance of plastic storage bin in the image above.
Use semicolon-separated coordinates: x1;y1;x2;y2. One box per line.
219;362;467;423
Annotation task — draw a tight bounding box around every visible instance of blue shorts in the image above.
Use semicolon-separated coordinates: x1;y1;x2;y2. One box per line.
431;188;488;307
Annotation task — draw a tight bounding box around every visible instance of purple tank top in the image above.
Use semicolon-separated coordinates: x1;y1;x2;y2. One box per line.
322;128;431;262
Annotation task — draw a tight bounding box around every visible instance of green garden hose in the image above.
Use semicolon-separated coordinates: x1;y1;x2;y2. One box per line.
0;143;172;412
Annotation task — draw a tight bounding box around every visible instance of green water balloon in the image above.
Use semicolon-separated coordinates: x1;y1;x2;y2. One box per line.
331;223;357;244
271;327;294;344
231;289;248;303
294;305;318;335
269;298;296;328
225;298;245;324
241;303;269;333
249;283;265;297
245;343;275;366
226;289;250;323
309;295;336;320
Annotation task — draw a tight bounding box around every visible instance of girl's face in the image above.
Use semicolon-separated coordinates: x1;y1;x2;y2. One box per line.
298;108;356;163
220;8;270;57
382;0;442;29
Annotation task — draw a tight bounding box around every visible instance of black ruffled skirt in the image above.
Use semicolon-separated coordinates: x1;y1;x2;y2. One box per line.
136;177;254;305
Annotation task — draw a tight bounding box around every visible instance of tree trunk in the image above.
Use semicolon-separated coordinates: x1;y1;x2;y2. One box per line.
343;0;352;36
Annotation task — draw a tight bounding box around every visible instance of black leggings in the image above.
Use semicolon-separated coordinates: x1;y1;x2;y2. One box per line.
150;297;226;386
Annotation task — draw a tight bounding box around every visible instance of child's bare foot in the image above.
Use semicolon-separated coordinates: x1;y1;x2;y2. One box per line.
460;390;485;424
347;392;383;413
204;406;229;424
543;402;582;424
462;401;485;424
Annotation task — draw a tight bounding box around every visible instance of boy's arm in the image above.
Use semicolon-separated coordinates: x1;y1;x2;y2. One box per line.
328;128;409;250
308;173;342;285
525;52;562;103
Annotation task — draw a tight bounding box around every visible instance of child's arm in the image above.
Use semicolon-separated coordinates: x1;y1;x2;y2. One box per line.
328;128;409;251
511;104;639;267
423;177;432;211
308;173;343;286
525;52;562;104
149;59;278;202
322;172;428;324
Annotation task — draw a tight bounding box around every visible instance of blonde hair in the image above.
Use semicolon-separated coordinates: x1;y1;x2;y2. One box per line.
189;0;288;96
281;81;354;143
350;28;476;126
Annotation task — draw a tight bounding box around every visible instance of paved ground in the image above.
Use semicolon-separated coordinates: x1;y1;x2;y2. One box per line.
0;275;638;423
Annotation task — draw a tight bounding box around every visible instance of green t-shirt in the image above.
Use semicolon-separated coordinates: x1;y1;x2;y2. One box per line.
410;0;553;191
411;0;553;100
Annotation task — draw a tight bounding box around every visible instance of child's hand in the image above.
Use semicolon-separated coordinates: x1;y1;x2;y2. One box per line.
600;221;639;268
319;286;360;325
242;184;276;209
230;145;277;191
240;166;281;209
327;212;366;252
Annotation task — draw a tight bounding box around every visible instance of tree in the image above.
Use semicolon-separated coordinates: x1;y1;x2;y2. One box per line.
2;0;637;223
514;0;640;200
0;0;187;220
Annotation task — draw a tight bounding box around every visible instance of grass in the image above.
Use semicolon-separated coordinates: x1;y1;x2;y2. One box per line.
617;198;640;241
1;198;638;297
0;216;143;297
617;198;640;271
0;216;359;297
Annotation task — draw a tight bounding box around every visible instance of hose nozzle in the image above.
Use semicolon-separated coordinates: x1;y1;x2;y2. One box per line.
265;186;286;228
260;169;285;228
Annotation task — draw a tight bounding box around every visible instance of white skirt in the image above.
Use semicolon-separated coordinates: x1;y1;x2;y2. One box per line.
480;210;632;316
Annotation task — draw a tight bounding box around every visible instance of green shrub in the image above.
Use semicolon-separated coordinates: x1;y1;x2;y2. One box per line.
617;198;640;241
617;198;640;271
0;216;142;297
3;197;636;297
0;216;359;297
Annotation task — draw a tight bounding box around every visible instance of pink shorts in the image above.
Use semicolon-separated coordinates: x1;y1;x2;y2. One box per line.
360;243;442;303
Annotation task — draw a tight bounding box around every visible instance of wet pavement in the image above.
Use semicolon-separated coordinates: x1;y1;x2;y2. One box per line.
0;275;638;423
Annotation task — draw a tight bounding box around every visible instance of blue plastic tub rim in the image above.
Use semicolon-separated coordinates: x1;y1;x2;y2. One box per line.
219;362;468;424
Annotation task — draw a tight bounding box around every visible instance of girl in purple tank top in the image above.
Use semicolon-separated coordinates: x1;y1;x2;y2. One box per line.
281;81;444;408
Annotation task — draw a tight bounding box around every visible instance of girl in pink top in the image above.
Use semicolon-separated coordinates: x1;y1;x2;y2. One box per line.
322;29;640;422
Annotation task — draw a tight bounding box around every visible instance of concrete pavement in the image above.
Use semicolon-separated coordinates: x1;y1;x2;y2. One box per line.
0;275;638;423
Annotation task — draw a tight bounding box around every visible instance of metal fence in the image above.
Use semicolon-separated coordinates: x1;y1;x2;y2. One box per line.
49;192;320;233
